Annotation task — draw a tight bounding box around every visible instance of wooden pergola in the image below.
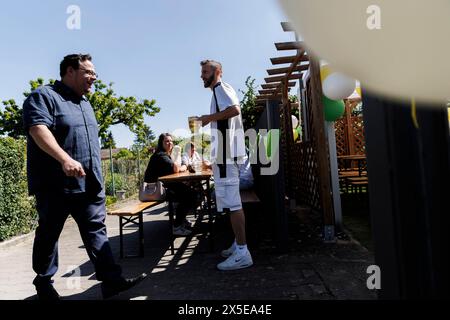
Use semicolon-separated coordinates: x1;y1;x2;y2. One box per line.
255;22;337;242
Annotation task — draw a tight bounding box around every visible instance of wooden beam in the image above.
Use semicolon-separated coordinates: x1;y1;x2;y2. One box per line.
256;98;281;104
266;49;307;99
265;73;302;83
256;92;281;99
281;22;295;32
270;55;308;65
275;41;303;51
308;56;336;232
259;89;281;95
261;82;296;89
267;64;309;76
260;89;291;95
257;93;282;99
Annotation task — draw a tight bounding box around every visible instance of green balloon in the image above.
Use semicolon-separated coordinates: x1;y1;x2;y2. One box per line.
322;95;345;121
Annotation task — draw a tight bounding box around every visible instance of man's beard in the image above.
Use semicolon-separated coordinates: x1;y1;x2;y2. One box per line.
203;73;215;88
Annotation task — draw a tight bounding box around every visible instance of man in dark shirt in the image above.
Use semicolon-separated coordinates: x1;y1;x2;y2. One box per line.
22;54;146;300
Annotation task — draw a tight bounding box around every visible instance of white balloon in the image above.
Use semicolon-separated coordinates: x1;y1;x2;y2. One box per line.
322;73;356;100
291;115;299;128
278;0;450;104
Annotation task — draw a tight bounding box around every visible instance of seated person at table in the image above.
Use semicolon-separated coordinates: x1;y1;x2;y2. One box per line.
144;133;196;236
181;142;209;210
181;142;202;168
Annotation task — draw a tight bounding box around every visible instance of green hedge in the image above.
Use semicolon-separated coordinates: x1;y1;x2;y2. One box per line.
0;137;37;241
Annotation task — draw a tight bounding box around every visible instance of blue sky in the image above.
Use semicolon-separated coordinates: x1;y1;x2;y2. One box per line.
0;0;295;147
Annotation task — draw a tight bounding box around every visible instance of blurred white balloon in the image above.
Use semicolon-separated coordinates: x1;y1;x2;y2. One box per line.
278;0;450;104
322;72;356;100
291;115;299;128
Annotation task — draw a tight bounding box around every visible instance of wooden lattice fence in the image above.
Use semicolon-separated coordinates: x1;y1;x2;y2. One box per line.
280;77;323;211
335;100;366;159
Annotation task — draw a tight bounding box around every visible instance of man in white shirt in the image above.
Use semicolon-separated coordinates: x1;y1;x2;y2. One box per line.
181;142;202;168
198;60;253;271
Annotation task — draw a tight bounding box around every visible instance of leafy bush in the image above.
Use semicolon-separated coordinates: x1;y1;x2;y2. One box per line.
104;173;127;196
0;137;37;241
105;195;117;207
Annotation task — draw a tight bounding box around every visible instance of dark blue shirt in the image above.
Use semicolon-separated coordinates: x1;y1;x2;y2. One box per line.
22;81;103;195
144;151;174;183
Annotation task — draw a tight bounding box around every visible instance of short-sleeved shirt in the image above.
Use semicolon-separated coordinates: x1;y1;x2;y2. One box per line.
181;151;201;167
209;82;246;163
144;151;174;183
22;81;103;195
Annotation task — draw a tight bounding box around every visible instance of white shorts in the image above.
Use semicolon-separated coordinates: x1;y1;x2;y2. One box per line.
212;163;242;212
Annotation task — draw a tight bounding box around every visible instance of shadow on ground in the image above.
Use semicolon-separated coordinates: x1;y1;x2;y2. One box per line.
25;201;377;300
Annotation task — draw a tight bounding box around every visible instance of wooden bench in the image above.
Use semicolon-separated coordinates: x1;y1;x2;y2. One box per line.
240;189;262;246
346;176;369;194
240;189;261;204
108;200;161;258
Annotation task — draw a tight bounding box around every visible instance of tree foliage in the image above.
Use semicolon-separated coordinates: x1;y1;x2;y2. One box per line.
0;78;55;138
113;148;134;160
238;76;301;127
101;131;117;149
239;76;261;131
0;78;160;144
0;99;23;137
87;80;160;143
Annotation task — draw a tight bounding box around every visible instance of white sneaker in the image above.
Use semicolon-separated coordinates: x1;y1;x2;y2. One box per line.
221;243;236;258
217;250;253;271
173;225;192;236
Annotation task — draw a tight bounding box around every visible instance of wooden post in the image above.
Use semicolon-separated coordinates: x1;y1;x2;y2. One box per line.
282;79;295;198
326;122;343;229
363;92;450;298
268;99;289;251
309;57;336;242
109;145;115;196
345;100;354;156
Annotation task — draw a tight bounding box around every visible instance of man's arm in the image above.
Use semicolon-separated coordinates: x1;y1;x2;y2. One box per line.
29;125;86;177
198;105;240;127
173;163;187;173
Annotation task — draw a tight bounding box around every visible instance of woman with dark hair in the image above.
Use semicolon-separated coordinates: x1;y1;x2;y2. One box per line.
144;133;196;236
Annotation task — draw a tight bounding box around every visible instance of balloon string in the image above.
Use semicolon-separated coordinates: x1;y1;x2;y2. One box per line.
411;98;419;129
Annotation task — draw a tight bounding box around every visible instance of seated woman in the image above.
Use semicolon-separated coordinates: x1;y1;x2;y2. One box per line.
144;133;196;236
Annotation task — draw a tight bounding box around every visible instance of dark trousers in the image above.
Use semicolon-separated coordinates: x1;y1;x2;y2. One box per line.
167;183;196;227
32;190;121;284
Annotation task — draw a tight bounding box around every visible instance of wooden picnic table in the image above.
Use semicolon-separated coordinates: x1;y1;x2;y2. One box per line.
337;154;367;176
159;169;213;254
337;154;366;161
159;169;212;183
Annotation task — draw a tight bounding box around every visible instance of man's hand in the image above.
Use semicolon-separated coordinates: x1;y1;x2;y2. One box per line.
197;115;212;127
173;163;188;173
202;160;212;170
62;158;86;177
29;125;87;178
197;106;240;127
29;125;86;177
